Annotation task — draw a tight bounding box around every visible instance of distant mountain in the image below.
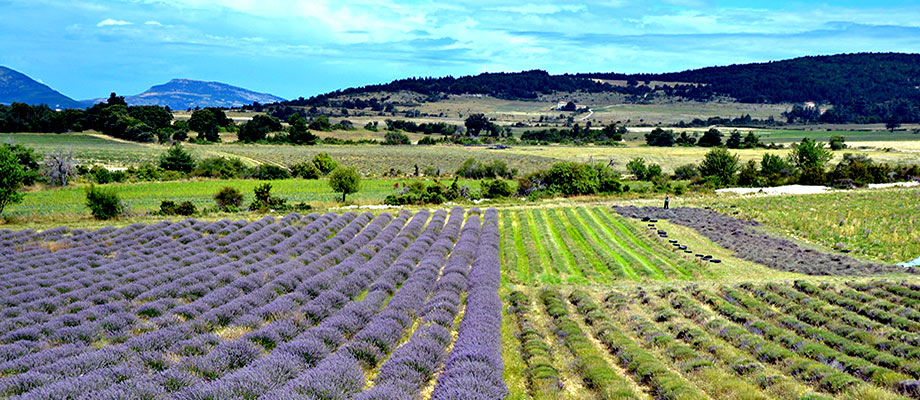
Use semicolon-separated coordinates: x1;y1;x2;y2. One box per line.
0;66;83;109
117;79;285;110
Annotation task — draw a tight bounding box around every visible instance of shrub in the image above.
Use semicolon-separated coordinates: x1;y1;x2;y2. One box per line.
85;185;124;220
417;136;440;145
214;187;244;211
175;201;196;216
159;144;196;173
789;137;832;171
383;131;410;145
194;157;248;178
159;200;178;215
737;160;761;187
384;181;450;205
238;115;282;143
312;153;338;175
329;166;361;202
829;135;847;151
455;158;515;179
673;164;699;180
290;162;321;179
249;183;286;211
480;179;514;198
626;158;648;180
250;165;291;180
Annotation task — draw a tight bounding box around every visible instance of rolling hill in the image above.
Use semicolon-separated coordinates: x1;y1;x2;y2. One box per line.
0;66;83;109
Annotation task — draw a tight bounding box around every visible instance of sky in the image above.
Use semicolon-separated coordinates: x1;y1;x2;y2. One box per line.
2;0;920;100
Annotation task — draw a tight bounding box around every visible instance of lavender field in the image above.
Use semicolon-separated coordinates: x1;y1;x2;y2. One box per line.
0;208;505;399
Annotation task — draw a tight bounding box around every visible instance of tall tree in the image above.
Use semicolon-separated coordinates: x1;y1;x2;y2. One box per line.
188;109;220;142
0;145;25;215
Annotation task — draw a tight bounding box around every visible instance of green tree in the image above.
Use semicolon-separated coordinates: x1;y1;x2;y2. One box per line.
726;130;742;149
288;114;318;145
788;137;832;171
188;109;220;142
159;144;196;173
0;145;26;215
464;113;493;136
312;153;338;175
308;115;333;131
238;115;282;143
626;158;647;180
329;166;361;202
128;105;173;130
4;143;41;185
699;147;739;187
697;128;723;147
741;132;761;148
645;127;675;147
737;160;760;187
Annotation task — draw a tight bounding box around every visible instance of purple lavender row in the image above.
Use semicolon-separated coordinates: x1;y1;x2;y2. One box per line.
0;214;346;348
81;211;416;399
357;209;483;399
0;212;366;396
429;208;506;400
0;214;370;396
255;208;471;400
151;210;446;399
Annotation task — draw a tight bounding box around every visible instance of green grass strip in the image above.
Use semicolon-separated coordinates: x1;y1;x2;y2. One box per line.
522;210;558;284
570;207;637;280
595;208;693;278
584;207;666;279
545;208;606;283
534;209;584;283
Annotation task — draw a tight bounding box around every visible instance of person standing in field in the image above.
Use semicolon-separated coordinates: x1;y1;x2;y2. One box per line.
664;194;670;209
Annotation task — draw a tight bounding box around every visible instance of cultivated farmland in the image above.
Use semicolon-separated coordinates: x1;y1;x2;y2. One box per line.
0;208;506;399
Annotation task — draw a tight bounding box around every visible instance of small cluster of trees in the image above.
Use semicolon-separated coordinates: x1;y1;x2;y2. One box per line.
646;127;765;149
521;123;625;144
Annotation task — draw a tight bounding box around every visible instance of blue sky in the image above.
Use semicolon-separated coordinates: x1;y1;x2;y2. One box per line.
2;0;920;100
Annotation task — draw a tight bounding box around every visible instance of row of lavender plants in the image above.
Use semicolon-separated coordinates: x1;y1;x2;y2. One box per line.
0;207;507;400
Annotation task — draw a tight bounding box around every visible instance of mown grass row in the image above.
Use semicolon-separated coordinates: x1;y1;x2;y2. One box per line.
499;207;703;284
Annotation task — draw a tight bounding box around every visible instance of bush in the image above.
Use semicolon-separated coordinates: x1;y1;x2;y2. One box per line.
159;200;178;215
290;162;321;179
250;165;291;180
159;144;196;173
673;164;699;180
737;160;761;187
214;187;244;211
481;179;514;198
455;158;515;179
383;131;410;145
829;135;847;151
312;153;338;175
85;185;124;220
249;183;286;211
175;201;196;216
384;181;451;205
417;136;440;145
194;157;248;178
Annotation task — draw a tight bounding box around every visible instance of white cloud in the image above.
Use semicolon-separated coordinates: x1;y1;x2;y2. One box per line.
96;18;132;27
144;20;162;26
489;4;587;14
